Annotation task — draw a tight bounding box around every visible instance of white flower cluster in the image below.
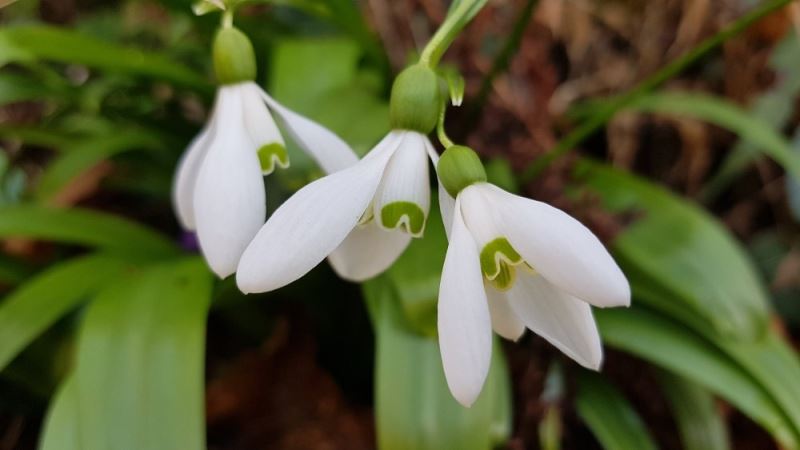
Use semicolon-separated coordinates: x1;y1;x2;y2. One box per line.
174;25;630;408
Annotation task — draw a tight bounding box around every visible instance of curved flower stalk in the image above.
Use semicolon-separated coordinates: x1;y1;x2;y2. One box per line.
435;147;630;407
173;26;357;278
236;64;444;292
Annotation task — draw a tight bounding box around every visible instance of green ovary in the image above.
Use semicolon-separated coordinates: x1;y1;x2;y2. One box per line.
480;238;526;291
257;142;290;175
380;201;426;236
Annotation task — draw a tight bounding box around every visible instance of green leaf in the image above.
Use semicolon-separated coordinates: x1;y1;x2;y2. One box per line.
0;25;209;90
0;72;66;105
39;375;80;450
270;38;362;114
35;131;165;201
74;258;212;450
269;37;389;161
0;205;179;258
578;163;800;443
705;31;800;200
0;125;79;148
575;161;771;340
575;371;657;450
656;371;730;450
597;308;798;449
364;277;512;450
384;203;449;336
0;254;32;285
627;92;800;188
0;254;132;372
709;329;800;446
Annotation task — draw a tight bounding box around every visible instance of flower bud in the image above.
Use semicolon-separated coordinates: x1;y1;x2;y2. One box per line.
437;145;487;197
213;27;256;85
389;64;441;134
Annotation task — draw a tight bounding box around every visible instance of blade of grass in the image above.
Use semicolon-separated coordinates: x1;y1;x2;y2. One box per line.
626;92;800;182
520;0;794;182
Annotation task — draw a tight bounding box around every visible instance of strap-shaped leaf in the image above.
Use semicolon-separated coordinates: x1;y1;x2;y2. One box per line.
575;161;770;341
0;205;179;258
575;372;658;450
39;375;80;450
0;254;132;371
656;371;730;450
0;25;209;90
597;308;798;448
364;277;512;450
35;131;165;202
628;93;800;183
73;258;212;450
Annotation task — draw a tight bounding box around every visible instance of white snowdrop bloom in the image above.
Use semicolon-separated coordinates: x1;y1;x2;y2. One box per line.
172;26;357;278
236;129;438;292
235;63;445;291
434;146;630;407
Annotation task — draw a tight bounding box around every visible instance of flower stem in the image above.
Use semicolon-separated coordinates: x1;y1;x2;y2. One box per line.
437;105;456;149
518;0;794;183
420;0;489;67
222;8;234;28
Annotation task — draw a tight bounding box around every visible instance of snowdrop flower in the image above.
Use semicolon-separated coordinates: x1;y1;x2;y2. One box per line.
435;146;630;407
173;26;357;278
236;64;443;292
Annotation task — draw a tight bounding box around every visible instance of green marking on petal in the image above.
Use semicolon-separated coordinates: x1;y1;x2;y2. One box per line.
480;237;525;291
380;201;426;236
257;142;290;175
489;261;517;291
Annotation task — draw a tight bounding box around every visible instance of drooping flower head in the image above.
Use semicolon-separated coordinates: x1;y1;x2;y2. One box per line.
236;63;445;292
173;24;357;278
435;146;631;407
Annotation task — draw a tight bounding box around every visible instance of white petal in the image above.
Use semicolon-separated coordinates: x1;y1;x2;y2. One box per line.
439;184;456;239
172;91;220;230
328;221;412;282
193;86;266;278
483;184;630;308
424;137;440;165
259;87;358;174
506;272;603;369
438;196;492;407
486;287;526;341
240;82;287;174
173;126;213;230
236;132;401;293
373;131;431;237
459;184;503;248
